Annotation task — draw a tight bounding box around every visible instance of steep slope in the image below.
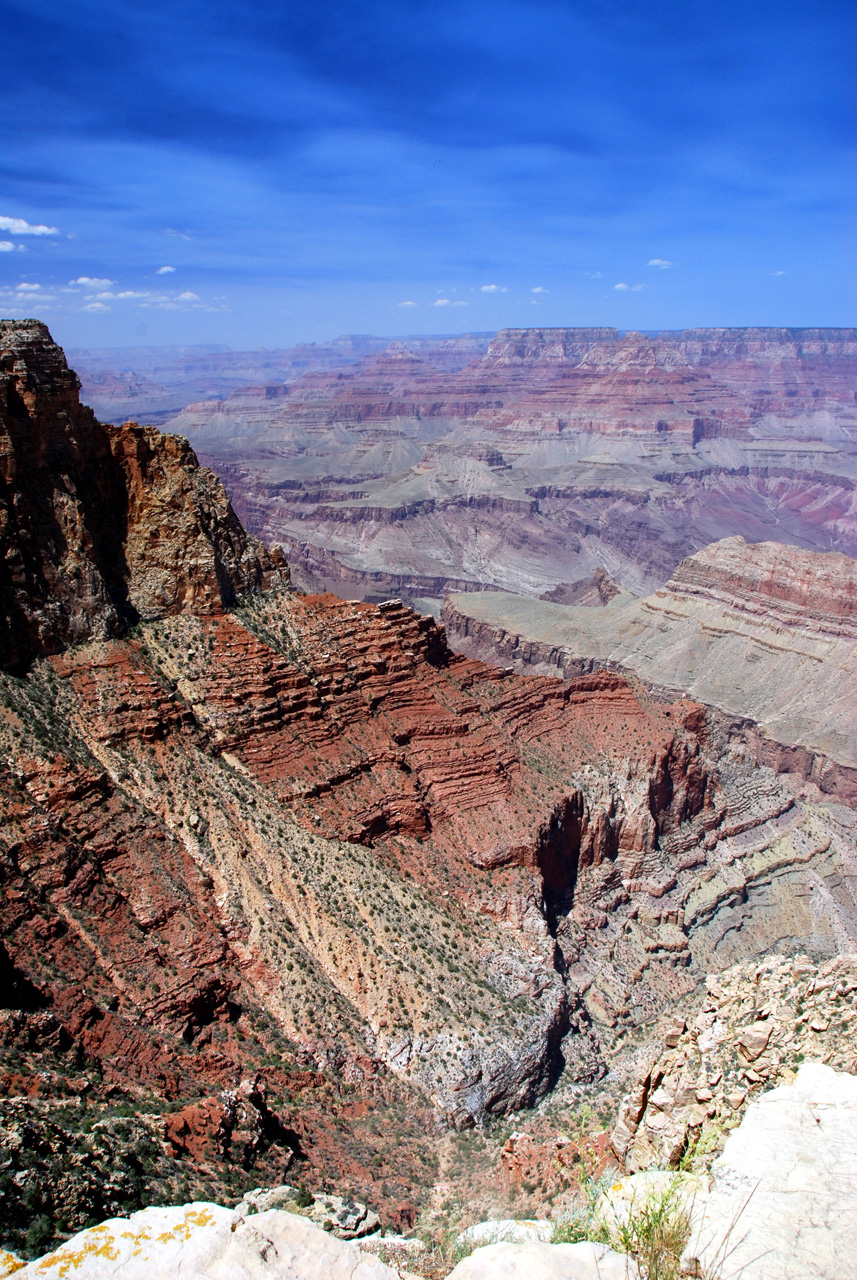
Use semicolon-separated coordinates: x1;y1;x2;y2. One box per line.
442;536;857;798
158;326;857;602
2;323;857;1252
0;320;285;669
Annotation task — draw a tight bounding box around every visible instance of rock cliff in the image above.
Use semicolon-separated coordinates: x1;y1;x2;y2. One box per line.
151;325;857;603
0;320;284;669
3;323;857;1256
443;536;857;796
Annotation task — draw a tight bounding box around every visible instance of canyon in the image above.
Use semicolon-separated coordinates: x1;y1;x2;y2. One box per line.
443;535;857;800
2;321;857;1268
93;324;857;606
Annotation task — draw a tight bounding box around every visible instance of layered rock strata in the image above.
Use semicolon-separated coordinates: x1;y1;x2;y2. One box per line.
0;320;285;669
443;537;857;798
3;323;857;1253
155;326;857;601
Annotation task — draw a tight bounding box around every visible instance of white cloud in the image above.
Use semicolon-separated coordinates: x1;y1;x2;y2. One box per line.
156;265;176;274
177;291;199;301
531;286;549;294
614;282;645;292
16;282;41;291
647;258;675;269
435;298;467;307
480;283;508;293
397;300;417;307
83;302;110;312
93;290;147;300
0;215;59;236
0;241;14;253
614;283;629;291
585;271;602;278
70;276;114;289
770;270;786;277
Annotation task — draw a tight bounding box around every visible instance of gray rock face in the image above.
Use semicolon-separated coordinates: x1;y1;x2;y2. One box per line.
681;1063;857;1280
235;1186;380;1240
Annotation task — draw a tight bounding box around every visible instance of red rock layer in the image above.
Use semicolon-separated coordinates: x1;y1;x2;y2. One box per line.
0;320;284;669
663;535;857;638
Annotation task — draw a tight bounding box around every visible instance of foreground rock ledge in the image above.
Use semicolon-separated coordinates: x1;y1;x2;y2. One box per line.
681;1062;857;1280
8;1205;406;1280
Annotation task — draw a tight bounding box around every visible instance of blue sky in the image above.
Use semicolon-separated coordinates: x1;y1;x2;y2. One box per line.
0;0;853;347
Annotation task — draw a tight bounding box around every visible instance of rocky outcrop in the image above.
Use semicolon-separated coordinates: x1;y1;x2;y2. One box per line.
611;953;857;1173
681;1063;857;1280
443;536;857;792
0;320;285;669
11;1204;405;1280
665;536;857;638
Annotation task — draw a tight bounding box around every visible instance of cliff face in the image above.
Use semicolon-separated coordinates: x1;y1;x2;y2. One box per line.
443;535;857;791
665;536;857;639
149;325;857;602
3;323;857;1245
0;320;285;669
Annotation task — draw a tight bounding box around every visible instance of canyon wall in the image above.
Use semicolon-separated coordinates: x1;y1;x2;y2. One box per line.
0;321;285;669
143;325;857;603
3;323;857;1246
443;536;857;799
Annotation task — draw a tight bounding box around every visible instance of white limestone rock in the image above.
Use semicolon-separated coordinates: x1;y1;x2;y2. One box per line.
15;1203;405;1280
446;1239;631;1279
456;1218;553;1246
681;1062;857;1279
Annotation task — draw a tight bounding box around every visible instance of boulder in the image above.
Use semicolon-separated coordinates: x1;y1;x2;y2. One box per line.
13;1203;405;1279
304;1193;381;1240
234;1186;380;1240
446;1240;631;1279
681;1063;857;1279
456;1218;553;1247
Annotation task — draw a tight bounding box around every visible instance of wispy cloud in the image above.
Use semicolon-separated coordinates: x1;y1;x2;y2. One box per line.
531;286;548;293
0;215;59;236
434;297;467;307
397;299;417;307
770;270;786;276
0;282;56;309
156;265;176;274
83;302;110;312
614;282;645;291
0;242;15;253
585;271;603;278
647;258;675;269
480;283;508;293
